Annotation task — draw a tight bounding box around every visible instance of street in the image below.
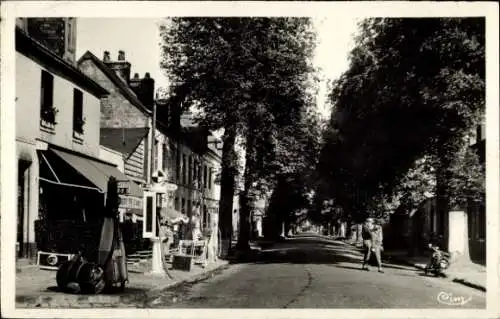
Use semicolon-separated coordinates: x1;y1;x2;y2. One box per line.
146;234;486;308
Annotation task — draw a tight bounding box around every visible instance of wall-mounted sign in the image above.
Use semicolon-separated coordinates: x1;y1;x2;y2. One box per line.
26;18;66;57
119;195;142;210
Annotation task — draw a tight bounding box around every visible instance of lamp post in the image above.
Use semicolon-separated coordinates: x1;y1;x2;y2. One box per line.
147;183;167;277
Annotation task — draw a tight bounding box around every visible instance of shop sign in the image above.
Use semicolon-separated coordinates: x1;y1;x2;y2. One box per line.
117;181;130;195
119;195;142;209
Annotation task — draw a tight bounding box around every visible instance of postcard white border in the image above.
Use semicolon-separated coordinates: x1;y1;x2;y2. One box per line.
1;1;499;319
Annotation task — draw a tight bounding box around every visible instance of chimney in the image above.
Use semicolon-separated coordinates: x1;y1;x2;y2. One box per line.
140;72;155;108
118;50;125;61
103;51;110;62
129;73;142;94
102;50;131;84
128;72;155;110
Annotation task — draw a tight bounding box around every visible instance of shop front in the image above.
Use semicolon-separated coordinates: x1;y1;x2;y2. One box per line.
118;183;148;255
35;146;143;262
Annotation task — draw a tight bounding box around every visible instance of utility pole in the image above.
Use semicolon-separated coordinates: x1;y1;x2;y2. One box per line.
147;92;168;277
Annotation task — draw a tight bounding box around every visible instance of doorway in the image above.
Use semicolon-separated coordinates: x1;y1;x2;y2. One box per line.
17;160;30;258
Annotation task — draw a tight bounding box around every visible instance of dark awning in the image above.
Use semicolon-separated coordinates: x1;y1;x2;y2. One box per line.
41;148;142;197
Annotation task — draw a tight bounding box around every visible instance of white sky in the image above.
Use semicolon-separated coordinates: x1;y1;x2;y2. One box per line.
76;17;360;119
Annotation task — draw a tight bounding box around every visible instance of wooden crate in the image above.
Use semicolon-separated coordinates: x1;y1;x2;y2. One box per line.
172;255;193;271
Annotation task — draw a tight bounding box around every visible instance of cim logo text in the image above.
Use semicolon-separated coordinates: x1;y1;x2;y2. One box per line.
437;291;472;306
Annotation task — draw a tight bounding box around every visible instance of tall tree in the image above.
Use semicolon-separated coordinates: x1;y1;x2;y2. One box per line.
160;18;317;251
319;18;485;247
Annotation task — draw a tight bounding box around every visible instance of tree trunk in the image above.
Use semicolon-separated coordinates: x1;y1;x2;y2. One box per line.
237;189;251;251
265;182;283;240
236;131;255;251
356;224;363;244
218;126;237;257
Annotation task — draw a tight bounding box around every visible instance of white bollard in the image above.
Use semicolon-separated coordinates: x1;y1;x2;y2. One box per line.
147;237;167;277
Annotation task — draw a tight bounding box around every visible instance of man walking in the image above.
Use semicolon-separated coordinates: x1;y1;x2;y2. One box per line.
361;217;384;273
361;217;374;270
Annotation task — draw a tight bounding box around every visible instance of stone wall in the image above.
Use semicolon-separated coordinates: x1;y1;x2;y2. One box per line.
78;59;149;129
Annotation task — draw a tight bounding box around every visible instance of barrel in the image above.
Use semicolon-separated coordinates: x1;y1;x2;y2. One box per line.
56;260;105;294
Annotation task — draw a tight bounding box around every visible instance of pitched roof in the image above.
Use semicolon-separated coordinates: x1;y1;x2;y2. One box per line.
100;127;150;158
16;27;109;98
77;51;151;116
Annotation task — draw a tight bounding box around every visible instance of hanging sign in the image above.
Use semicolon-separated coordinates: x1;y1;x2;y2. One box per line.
142;191;157;239
117;181;130;195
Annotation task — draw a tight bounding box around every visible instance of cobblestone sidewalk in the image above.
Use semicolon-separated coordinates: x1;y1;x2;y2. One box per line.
15;259;229;308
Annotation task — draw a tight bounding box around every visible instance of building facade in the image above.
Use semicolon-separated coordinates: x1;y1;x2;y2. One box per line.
78;50;223;242
78;51;154;224
15;20;140;260
154;103;223;233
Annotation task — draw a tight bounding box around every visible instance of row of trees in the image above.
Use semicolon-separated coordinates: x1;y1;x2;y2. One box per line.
316;18;485;257
159;17;486;259
160;18;322;252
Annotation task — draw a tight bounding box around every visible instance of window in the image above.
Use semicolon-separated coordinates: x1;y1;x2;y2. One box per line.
72;89;84;134
174;197;179;210
182;155;187;185
208;167;212;189
193;159;197;184
188;156;192;186
162;142;168;172
203;205;208;229
181;198;186;213
40;70;55;124
173;144;179;181
203;165;208;189
197;164;202;188
153;139;159;172
187;200;192;216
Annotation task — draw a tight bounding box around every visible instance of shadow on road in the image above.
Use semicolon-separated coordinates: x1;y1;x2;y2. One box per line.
231;234;424;275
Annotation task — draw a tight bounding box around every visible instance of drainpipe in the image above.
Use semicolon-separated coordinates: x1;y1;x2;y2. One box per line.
147;118;153;186
149;94;158;186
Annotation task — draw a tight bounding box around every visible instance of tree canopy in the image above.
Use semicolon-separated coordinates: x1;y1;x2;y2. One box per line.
160;17;319;247
319;17;485;221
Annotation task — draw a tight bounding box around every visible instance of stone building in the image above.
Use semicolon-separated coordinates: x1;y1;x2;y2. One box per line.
77;51;156;226
78;50;222;242
154;101;223;232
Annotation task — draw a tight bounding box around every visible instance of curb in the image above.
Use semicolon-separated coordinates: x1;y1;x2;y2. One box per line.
16;261;231;307
143;262;230;300
345;242;486;292
384;255;486;293
452;278;487;292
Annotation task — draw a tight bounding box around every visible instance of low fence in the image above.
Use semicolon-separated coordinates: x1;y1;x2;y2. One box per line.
34;219;152;262
34;219;102;262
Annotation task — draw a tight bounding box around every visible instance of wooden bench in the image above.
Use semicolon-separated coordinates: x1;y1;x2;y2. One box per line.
171;240;208;271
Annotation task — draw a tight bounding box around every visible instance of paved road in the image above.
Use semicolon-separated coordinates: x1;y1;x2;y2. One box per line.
147;234;486;308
